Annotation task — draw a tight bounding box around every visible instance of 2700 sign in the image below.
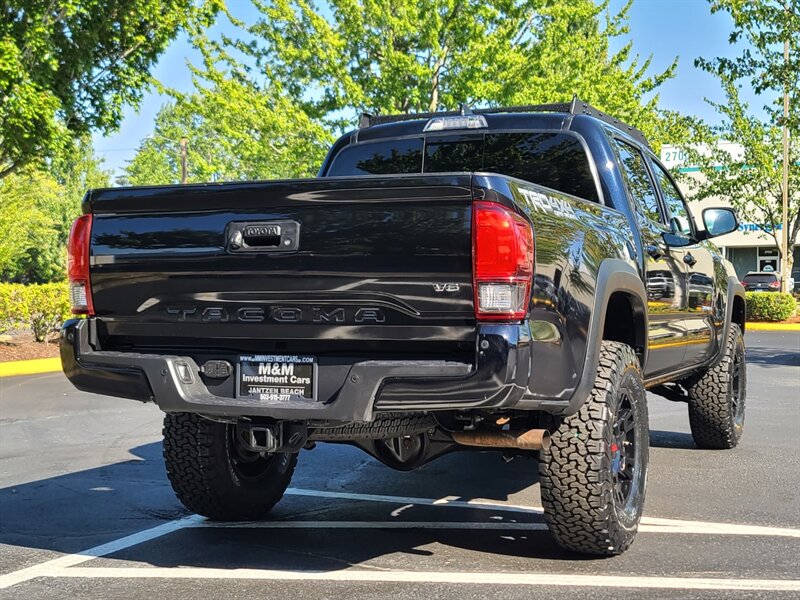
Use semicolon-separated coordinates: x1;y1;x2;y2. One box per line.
237;354;316;402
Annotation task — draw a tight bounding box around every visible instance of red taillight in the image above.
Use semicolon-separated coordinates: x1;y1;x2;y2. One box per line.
472;201;534;321
67;214;94;315
769;280;781;289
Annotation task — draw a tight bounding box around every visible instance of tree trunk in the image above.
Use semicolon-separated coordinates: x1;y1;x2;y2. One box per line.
428;45;449;113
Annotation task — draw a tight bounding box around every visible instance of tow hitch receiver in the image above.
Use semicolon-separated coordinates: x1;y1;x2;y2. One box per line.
235;420;307;453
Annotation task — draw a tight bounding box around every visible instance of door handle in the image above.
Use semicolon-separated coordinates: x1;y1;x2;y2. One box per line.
646;244;665;260
226;220;300;252
684;252;697;267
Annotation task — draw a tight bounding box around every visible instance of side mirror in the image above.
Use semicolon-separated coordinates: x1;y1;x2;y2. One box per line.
662;231;692;247
663;216;694;248
702;207;738;238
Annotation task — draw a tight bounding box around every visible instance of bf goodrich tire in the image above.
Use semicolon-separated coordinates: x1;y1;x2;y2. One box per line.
163;412;297;520
687;325;746;450
539;341;649;556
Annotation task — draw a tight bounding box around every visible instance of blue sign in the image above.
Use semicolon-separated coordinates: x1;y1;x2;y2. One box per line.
738;223;783;232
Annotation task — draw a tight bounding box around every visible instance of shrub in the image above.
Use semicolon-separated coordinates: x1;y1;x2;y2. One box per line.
26;283;72;341
0;282;71;341
745;292;796;322
0;283;29;335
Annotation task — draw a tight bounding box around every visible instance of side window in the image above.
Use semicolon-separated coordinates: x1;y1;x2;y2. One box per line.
651;160;693;236
612;139;665;227
482;133;600;203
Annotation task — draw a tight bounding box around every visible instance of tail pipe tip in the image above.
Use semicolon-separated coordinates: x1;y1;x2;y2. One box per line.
451;428;551;451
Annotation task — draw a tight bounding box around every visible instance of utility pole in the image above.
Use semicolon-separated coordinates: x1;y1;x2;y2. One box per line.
180;138;188;185
781;30;790;292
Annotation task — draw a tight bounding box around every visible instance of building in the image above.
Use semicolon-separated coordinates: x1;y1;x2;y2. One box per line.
660;143;798;281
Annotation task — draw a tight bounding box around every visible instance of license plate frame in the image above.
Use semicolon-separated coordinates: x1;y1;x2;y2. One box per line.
236;354;317;402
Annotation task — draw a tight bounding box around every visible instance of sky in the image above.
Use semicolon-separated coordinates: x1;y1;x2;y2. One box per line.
92;0;748;178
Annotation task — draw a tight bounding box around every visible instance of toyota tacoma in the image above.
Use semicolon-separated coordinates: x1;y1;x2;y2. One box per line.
60;98;747;555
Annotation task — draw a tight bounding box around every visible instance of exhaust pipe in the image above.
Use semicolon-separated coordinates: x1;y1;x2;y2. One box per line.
451;428;551;451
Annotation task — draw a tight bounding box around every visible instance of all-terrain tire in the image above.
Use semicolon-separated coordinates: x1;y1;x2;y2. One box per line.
687;325;746;450
163;412;297;520
539;341;649;556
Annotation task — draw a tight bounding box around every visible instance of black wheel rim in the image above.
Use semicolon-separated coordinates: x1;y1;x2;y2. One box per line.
730;344;746;430
611;390;640;509
227;426;280;482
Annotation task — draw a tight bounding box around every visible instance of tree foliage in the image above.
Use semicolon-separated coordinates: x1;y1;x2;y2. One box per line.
684;0;799;268
697;0;800;128
219;0;679;144
127;0;688;184
125;78;332;185
0;138;109;283
0;0;220;178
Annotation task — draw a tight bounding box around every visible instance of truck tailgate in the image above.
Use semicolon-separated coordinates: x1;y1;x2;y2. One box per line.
86;174;475;352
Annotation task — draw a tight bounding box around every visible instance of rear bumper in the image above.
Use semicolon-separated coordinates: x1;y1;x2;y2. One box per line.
60;319;531;422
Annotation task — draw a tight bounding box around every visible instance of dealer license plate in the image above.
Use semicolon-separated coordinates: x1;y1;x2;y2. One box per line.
237;354;316;401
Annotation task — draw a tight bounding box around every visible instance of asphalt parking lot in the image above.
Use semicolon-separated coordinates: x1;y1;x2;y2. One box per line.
0;331;798;599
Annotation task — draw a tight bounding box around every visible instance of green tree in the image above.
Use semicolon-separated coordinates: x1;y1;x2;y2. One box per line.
0;169;60;282
221;0;679;145
686;0;798;282
122;135;175;186
125;77;333;185
127;0;690;185
0;138;109;283
0;0;220;179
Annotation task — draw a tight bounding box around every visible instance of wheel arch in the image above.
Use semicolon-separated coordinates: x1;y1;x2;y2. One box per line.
603;290;648;368
707;276;746;370
731;290;746;333
560;259;648;416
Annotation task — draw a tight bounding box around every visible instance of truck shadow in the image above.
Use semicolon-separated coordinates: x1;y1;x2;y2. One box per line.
0;441;599;568
648;430;696;450
745;346;800;367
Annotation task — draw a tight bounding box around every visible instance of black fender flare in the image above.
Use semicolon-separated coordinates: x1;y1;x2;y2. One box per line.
560;259;648;416
708;276;746;368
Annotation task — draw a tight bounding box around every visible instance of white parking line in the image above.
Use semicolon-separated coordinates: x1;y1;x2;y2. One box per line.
209;520;547;530
46;567;800;592
201;519;800;537
285;487;545;514
2;486;799;591
0;515;203;590
285;488;800;538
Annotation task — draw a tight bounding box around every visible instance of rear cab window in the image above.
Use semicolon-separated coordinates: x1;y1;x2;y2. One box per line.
325;138;423;176
325;132;600;203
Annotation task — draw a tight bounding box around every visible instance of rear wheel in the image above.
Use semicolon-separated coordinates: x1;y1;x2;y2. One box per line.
539;341;649;556
687;325;746;449
163;412;296;520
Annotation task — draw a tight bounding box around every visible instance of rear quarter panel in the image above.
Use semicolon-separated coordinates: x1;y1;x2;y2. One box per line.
474;174;636;402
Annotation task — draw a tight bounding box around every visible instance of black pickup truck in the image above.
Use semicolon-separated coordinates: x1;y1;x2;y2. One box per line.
61;99;747;556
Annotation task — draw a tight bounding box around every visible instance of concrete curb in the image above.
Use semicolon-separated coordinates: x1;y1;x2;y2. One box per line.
747;323;800;332
0;357;62;378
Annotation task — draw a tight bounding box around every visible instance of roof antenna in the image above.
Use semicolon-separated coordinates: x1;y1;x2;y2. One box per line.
459;103;473;116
